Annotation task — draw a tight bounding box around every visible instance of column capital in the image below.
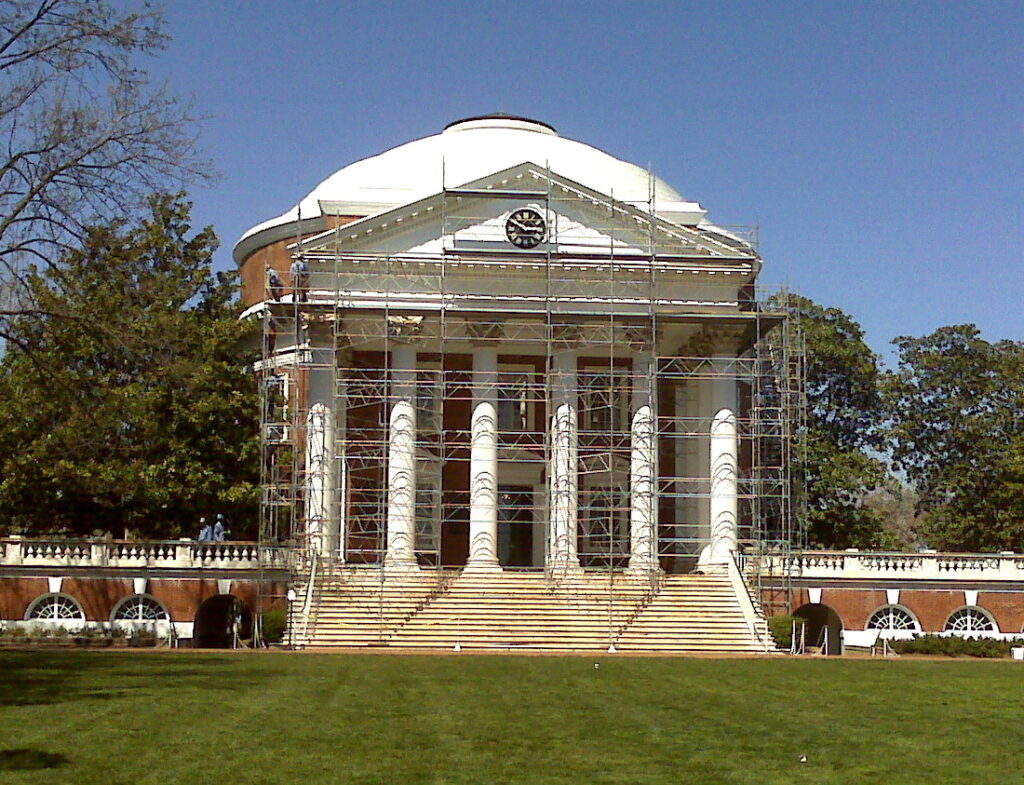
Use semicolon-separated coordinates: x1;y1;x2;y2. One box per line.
689;325;748;356
386;314;425;343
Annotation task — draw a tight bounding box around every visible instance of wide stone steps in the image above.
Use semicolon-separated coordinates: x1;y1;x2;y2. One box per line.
297;571;448;646
385;572;645;650
296;569;771;652
614;575;768;652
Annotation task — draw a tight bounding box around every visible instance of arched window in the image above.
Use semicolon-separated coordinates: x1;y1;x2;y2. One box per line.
25;593;85;622
866;605;920;632
111;595;170;622
944;606;997;634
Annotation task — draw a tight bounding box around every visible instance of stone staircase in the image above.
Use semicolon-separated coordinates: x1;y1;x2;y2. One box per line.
389;571;653;650
297;568;450;647
293;567;773;653
613;574;770;653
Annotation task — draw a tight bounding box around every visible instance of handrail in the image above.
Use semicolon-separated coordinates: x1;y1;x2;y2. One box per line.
727;551;771;651
292;554;318;648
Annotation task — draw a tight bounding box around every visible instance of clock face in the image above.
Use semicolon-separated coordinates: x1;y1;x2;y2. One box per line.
505;208;546;249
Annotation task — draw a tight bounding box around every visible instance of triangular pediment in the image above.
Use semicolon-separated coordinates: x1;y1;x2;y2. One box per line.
296;163;758;265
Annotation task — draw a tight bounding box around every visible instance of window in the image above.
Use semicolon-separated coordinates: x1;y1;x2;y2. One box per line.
111;595;170;622
944;606;997;634
416;370;441;431
414;485;440;550
264;374;289;442
498;373;529;432
498;488;533;523
580;371;626;433
25;593;85;622
866;605;920;632
579;487;628;565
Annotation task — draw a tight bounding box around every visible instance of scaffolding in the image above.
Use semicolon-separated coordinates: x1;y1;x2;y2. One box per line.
255;164;806;640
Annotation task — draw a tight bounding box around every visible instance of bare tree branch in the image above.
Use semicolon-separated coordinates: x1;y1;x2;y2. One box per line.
0;0;211;333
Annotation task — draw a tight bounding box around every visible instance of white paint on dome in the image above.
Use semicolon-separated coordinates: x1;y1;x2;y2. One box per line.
235;117;704;260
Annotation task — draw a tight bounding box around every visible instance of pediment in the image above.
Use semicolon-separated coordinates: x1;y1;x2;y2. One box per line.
295;163;757;264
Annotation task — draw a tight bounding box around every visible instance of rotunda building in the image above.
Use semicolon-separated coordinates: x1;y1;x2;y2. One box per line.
236;115;798;650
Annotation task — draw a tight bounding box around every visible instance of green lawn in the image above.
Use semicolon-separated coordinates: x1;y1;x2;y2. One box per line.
1;651;1022;784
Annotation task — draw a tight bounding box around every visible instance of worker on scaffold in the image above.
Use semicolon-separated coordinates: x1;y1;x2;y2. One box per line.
289;256;309;303
265;265;284;301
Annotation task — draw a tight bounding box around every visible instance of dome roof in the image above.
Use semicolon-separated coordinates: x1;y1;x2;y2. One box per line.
235;115;705;262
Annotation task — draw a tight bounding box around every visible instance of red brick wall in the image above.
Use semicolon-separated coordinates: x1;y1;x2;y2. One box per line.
239;215;361;306
761;585;1024;634
0;576;285;623
0;577;48;620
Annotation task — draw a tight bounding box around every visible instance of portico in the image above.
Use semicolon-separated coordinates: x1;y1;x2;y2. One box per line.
312;322;744;574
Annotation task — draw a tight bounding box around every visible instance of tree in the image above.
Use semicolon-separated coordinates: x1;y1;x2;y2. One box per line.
885;325;1024;551
785;294;896;549
0;0;207;337
0;195;259;538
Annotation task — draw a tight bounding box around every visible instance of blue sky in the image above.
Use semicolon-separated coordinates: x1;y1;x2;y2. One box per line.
148;1;1022;361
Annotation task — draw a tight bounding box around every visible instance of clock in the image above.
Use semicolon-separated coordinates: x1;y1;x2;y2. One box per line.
505;207;546;249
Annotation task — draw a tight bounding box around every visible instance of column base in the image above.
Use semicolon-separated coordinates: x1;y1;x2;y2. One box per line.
547;559;583;577
464;559;503;573
625;561;661;577
696;544;730;574
383;555;420;573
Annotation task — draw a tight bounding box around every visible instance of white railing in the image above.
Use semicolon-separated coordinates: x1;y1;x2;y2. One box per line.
727;551;771;650
0;537;289;571
774;550;1024;582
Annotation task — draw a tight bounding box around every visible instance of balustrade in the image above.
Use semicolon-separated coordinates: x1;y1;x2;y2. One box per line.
778;550;1024;581
0;538;283;571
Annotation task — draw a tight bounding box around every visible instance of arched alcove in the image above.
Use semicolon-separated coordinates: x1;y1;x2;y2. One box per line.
193;595;252;649
794;602;844;655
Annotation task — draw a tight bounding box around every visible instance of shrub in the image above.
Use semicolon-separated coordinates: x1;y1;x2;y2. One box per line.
891;634;1024;658
130;627;157;644
769;614;801;650
261;608;288;644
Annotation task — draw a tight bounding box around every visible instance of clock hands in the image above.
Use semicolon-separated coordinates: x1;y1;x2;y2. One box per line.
508;217;541;234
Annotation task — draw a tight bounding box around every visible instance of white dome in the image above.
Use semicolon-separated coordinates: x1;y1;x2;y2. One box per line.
235;116;705;260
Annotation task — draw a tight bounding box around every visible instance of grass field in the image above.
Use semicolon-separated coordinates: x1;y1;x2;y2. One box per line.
1;651;1022;784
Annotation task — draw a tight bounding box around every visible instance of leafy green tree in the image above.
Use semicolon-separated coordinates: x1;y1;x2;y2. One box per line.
0;194;259;539
785;295;896;549
885;325;1024;551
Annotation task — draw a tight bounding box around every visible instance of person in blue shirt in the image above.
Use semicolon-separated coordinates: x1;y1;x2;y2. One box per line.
213;514;229;542
198;517;212;542
289;258;309;303
266;266;284;301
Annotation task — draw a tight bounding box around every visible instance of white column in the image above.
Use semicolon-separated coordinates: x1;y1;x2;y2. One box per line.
549;350;580;571
629;355;657;571
468;347;500;570
336;378;348;563
304;401;334;556
702;361;738;566
385;343;418;569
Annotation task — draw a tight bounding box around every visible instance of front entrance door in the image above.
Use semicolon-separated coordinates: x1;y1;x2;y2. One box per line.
498;486;534;567
441;521;469;566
